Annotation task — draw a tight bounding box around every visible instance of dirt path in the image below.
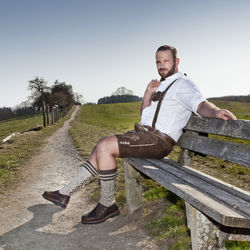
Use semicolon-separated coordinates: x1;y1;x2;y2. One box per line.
0;106;157;250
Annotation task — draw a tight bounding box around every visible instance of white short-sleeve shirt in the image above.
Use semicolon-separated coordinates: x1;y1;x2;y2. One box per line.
140;72;206;142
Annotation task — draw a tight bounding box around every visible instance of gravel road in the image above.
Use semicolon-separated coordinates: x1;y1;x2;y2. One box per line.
0;106;158;250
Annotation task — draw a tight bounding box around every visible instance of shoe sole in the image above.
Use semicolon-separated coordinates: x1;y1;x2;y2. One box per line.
42;193;67;209
81;210;120;224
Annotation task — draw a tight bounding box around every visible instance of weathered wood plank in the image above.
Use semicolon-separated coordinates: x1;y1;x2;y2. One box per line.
184;116;250;140
124;161;142;213
125;158;250;228
177;133;250;168
147;158;250;218
185;203;250;249
162;158;250;203
178;148;194;166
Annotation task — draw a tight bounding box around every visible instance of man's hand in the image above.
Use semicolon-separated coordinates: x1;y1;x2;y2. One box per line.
141;79;161;113
145;79;161;96
197;101;237;120
214;109;237;120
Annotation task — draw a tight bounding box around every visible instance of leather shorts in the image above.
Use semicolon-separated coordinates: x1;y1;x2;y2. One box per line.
115;123;176;159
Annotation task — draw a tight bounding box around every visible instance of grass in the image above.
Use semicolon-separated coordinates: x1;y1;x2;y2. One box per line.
2;100;249;248
209;100;250;120
0;107;75;192
69;100;250;249
74;102;141;133
0;114;44;141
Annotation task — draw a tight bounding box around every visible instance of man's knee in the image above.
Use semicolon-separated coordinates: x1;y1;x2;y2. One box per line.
96;136;119;156
96;136;109;149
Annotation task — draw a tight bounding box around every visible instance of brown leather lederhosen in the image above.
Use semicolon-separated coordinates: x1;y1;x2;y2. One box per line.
116;79;177;159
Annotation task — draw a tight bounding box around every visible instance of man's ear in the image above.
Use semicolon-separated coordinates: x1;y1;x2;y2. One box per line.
176;58;180;67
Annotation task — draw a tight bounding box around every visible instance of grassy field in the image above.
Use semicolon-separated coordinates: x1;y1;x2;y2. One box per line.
1;101;249;249
69;101;250;249
0;108;75;192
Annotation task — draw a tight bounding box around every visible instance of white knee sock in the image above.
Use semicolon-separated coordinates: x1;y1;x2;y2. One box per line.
98;168;117;207
59;161;98;196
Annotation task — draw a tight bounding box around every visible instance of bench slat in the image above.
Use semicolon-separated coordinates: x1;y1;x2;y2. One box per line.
184;116;250;140
126;157;250;228
161;158;250;203
147;159;250;218
177;133;250;168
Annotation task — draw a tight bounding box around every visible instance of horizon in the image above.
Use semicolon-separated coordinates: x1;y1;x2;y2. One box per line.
1;0;250;108
1;93;249;110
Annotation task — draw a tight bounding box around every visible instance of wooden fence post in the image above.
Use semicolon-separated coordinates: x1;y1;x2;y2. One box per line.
42;100;46;127
46;104;50;126
51;107;54;124
56;108;59;123
54;107;57;123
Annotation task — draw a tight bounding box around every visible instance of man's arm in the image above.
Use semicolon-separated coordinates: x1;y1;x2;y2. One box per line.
141;79;161;113
197;101;237;120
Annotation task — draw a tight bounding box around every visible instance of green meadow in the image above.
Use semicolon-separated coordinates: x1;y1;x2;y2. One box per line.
0;101;249;249
69;101;250;249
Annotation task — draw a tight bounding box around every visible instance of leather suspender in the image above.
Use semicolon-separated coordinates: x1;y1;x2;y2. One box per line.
151;79;178;129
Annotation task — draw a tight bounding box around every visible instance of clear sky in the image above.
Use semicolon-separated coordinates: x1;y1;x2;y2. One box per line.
1;0;250;107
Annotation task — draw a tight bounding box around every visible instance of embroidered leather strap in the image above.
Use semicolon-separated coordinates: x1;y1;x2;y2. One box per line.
152;79;178;129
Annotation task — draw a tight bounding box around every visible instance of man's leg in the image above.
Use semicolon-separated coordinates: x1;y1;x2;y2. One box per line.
88;135;119;171
42;135;120;211
81;136;120;224
42;159;98;208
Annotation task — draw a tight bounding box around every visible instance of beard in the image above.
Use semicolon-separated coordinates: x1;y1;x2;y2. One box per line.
158;62;176;79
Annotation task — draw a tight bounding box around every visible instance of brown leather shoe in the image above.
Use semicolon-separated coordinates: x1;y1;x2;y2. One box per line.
81;203;120;224
42;190;70;208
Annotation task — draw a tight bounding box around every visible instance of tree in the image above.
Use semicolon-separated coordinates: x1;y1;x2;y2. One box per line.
28;77;51;110
51;80;75;109
98;86;141;104
112;87;134;96
74;92;84;105
0;107;14;121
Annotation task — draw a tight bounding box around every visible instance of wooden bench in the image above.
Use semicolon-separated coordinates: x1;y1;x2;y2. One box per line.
124;116;250;249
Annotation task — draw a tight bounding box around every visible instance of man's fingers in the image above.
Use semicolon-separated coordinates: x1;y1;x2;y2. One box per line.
224;110;237;120
217;110;237;120
151;79;160;86
148;79;160;90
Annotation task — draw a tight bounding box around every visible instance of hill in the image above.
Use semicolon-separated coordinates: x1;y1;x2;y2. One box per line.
208;94;250;103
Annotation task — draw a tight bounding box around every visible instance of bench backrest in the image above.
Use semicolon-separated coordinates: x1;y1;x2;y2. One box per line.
177;116;250;168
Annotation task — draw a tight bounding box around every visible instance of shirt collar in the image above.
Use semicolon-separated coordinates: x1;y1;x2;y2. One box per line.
158;72;184;91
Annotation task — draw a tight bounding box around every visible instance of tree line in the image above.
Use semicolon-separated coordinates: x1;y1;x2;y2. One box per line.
0;106;38;121
0;77;83;122
98;87;141;104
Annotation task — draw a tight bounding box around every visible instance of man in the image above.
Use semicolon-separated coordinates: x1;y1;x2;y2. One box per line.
43;45;236;224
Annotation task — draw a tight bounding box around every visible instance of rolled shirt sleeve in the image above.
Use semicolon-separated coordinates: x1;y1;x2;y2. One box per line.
173;80;206;115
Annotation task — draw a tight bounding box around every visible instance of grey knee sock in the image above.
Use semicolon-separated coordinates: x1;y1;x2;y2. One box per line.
99;169;117;207
59;161;97;196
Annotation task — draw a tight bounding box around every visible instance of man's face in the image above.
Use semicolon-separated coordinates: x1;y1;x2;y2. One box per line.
155;50;178;78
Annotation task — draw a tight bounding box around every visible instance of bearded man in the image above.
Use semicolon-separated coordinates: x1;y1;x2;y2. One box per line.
43;45;236;224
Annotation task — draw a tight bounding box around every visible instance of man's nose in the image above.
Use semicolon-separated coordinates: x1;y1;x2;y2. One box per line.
158;62;163;68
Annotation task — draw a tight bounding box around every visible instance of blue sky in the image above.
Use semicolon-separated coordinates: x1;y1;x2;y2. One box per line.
1;0;249;107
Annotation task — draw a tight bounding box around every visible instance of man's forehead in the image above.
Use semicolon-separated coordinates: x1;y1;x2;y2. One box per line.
156;50;173;59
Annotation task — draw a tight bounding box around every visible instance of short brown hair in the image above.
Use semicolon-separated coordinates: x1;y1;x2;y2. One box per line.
156;45;177;61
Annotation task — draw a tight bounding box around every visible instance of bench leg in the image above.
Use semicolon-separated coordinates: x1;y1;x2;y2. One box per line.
124;160;142;213
186;202;228;250
178;148;194;166
186;203;250;249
